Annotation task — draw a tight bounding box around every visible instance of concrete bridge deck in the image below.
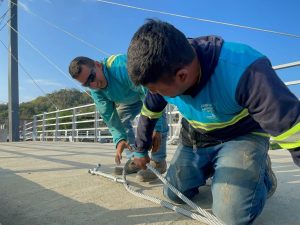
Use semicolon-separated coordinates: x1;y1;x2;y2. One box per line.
0;142;299;225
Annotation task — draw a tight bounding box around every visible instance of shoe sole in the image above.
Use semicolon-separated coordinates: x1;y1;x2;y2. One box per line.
136;167;167;182
113;166;123;176
136;174;158;182
113;166;140;176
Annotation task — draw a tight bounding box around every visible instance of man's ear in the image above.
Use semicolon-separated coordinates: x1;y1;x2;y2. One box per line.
94;61;101;67
94;61;103;72
175;68;188;82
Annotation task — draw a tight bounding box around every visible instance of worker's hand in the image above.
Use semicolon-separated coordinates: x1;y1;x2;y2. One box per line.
289;147;300;167
133;155;150;170
115;140;132;165
151;131;162;153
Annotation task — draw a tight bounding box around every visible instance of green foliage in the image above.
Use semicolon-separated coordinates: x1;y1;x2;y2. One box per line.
0;104;8;123
0;88;93;122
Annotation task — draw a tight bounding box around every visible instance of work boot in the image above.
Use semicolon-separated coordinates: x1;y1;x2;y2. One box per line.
266;154;277;199
136;159;167;182
113;159;140;175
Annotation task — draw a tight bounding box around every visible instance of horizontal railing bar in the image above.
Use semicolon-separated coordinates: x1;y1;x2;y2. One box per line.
35;103;96;116
58;115;73;119
42;117;57;121
75;112;95;117
285;80;300;86
34;127;110;133
24;60;299;143
273;61;300;70
34;135;112;139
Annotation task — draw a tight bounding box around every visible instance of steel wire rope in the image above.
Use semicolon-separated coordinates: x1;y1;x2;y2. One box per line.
0;4;15;32
11;1;300;86
88;160;225;225
6;22;92;98
96;0;300;39
95;0;300;87
122;160;225;225
0;7;10;24
0;38;60;110
10;0;110;56
0;13;15;31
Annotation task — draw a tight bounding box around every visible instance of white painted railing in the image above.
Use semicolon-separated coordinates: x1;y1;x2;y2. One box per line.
22;61;299;143
22;104;180;142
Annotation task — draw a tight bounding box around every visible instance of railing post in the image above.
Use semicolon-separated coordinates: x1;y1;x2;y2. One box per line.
167;105;173;139
33;115;37;141
94;109;99;142
98;130;101;143
55;110;59;142
72;108;76;142
23;120;26;141
42;112;46;141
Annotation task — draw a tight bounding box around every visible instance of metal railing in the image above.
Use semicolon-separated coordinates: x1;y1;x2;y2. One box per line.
0;119;8;142
22;61;299;143
22;104;180;142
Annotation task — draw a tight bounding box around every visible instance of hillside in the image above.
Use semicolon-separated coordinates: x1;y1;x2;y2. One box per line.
0;88;93;122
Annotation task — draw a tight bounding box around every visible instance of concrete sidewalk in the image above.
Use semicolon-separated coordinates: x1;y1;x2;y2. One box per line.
0;142;299;225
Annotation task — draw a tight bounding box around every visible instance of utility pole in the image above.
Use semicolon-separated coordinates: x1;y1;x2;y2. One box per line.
8;0;19;141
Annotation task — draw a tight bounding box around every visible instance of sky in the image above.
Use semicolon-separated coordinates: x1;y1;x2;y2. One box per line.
0;0;299;104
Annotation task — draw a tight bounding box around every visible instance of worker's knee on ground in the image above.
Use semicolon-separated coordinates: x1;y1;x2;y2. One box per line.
213;207;261;225
212;189;266;225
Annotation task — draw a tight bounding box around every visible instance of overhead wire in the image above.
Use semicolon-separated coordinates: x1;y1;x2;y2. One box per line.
0;4;87;107
0;5;14;31
0;7;10;24
7;1;107;103
1;8;63;109
96;0;300;86
6;0;300;92
96;0;300;39
10;0;110;56
0;38;60;110
6;22;92;98
0;13;15;31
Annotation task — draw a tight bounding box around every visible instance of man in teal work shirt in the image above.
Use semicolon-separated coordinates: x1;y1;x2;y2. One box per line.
68;54;168;182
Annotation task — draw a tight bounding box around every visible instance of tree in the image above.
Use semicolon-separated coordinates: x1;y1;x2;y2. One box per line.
0;88;93;122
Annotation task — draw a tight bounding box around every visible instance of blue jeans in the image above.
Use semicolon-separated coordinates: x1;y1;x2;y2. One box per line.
117;100;168;162
164;133;271;225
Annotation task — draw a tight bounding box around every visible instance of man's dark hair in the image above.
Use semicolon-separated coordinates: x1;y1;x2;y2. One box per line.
127;19;195;86
69;56;95;78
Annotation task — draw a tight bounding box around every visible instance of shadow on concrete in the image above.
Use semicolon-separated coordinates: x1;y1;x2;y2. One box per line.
0;167;198;225
1;143;299;225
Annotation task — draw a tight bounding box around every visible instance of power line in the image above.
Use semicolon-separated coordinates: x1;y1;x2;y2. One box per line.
10;0;110;56
6;22;92;99
0;14;15;32
97;0;300;39
0;5;15;31
0;38;60;110
0;7;10;24
7;0;300;89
